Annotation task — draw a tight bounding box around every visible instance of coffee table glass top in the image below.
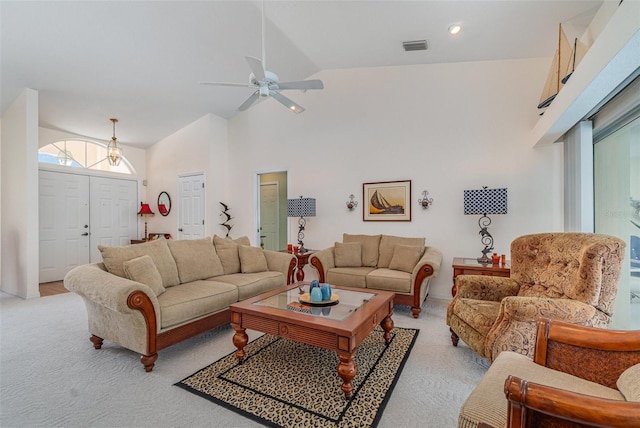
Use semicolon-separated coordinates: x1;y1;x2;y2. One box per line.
253;287;377;321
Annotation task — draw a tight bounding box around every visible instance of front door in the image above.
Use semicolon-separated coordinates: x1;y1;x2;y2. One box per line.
39;171;90;283
89;176;138;262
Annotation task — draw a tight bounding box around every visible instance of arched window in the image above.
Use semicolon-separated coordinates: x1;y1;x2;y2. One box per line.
38;139;134;174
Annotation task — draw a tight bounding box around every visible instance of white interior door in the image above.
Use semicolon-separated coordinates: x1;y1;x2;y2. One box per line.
89;176;138;262
259;182;279;251
178;173;205;240
39;171;90;283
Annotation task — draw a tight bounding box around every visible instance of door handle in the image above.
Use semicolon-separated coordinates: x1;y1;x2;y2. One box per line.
81;232;89;236
178;228;183;232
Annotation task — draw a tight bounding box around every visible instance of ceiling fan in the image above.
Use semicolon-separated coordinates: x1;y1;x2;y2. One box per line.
199;1;323;114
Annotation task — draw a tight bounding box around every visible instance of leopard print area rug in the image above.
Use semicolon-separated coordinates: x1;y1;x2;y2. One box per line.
175;327;419;428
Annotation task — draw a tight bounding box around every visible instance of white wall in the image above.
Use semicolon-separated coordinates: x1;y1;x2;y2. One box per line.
228;58;564;299
145;113;228;238
1;89;40;298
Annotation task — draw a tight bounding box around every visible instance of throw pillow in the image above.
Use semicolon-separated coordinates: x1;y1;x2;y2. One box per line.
388;244;425;273
98;238;180;287
167;237;224;283
238;245;269;273
617;363;640;402
122;255;166;296
334;242;362;267
213;235;251;274
378;235;425;268
343;234;381;267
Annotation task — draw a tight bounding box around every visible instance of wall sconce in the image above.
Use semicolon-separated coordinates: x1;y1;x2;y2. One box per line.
346;194;358;211
418;190;433;209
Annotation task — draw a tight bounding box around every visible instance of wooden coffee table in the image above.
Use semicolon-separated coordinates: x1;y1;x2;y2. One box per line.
229;282;395;398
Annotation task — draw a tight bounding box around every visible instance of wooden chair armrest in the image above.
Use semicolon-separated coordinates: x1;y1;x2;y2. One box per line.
534;319;640;388
504;375;640;428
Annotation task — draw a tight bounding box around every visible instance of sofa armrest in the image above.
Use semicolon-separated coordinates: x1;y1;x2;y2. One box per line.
532;318;640;388
504;375;638;428
412;246;442;279
456;275;520;301
263;250;297;284
64;263;160;315
309;247;335;283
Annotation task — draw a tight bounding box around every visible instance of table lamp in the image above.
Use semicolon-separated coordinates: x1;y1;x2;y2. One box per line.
287;196;316;253
137;202;155;241
463;187;507;263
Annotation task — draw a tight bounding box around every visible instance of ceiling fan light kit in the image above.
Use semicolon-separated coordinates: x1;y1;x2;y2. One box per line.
199;1;323;114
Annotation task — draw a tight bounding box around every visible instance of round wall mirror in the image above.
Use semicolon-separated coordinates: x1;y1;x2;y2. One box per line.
158;192;171;216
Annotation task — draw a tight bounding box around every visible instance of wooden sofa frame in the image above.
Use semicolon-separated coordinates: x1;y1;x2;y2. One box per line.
503;318;640;428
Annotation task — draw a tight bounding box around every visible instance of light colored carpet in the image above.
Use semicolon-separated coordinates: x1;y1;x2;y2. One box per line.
0;292;489;427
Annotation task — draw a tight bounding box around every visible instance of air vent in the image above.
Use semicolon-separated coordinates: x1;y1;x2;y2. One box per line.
403;40;428;52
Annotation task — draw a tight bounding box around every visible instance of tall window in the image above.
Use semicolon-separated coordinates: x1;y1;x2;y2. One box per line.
38;139;133;174
593;76;640;329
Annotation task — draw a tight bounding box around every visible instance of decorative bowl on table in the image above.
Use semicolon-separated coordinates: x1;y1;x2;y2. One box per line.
299;292;339;306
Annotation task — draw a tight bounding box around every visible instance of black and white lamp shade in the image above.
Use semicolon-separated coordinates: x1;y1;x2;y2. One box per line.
463;188;508;215
287;198;316;217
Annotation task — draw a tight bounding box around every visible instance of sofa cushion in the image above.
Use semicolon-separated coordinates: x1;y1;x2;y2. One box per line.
458;351;624;428
122;255;166;296
212;271;284;301
98;238;180;287
238;245;268;273
157;280;238;329
378;235;425;268
213;235;251;274
326;267;375;288
617;363;640;402
334;242;362;267
167;237;224;283
343;234;381;267
366;268;412;293
388;244;425;273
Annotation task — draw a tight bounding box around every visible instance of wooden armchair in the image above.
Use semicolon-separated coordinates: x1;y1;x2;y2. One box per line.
503;319;640;428
458;319;640;428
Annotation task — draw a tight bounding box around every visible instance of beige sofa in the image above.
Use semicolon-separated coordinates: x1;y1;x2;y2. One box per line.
309;234;442;318
64;236;296;372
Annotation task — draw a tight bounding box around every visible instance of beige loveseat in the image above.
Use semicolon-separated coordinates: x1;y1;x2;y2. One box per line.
309;234;442;318
64;236;296;372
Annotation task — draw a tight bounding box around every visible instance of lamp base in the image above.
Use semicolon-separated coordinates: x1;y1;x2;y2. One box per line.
477;254;491;264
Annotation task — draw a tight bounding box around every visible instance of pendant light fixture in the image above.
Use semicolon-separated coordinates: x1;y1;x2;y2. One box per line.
107;118;123;166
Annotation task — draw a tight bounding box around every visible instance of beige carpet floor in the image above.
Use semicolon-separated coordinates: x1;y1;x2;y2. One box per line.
0;292;489;427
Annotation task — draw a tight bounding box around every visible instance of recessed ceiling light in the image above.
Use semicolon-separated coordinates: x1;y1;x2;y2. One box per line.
448;24;462;36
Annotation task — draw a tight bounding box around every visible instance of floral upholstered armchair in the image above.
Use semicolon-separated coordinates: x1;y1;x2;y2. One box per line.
447;233;625;362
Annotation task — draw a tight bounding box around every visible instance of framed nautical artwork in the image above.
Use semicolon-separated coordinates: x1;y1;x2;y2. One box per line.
363;180;411;221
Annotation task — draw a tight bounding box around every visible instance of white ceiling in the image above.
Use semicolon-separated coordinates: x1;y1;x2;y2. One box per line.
1;0;603;148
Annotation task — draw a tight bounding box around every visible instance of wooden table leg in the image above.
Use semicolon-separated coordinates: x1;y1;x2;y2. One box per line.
232;326;248;361
381;315;394;343
337;351;356;398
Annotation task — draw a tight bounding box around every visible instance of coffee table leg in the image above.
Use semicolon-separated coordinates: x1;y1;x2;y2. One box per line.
381;315;394;343
232;326;248;361
337;351;356;398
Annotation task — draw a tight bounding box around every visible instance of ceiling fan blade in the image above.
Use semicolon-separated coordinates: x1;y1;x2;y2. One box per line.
270;91;305;114
276;80;324;91
245;56;266;82
199;81;254;88
238;91;261;111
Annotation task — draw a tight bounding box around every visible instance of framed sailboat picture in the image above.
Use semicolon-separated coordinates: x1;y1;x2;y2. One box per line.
363;180;411;221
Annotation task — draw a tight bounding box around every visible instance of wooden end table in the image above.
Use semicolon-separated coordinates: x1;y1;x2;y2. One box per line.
229;282;394;398
452;257;510;296
281;250;316;281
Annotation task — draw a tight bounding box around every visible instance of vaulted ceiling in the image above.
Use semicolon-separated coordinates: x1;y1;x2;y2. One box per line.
1;1;602;147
